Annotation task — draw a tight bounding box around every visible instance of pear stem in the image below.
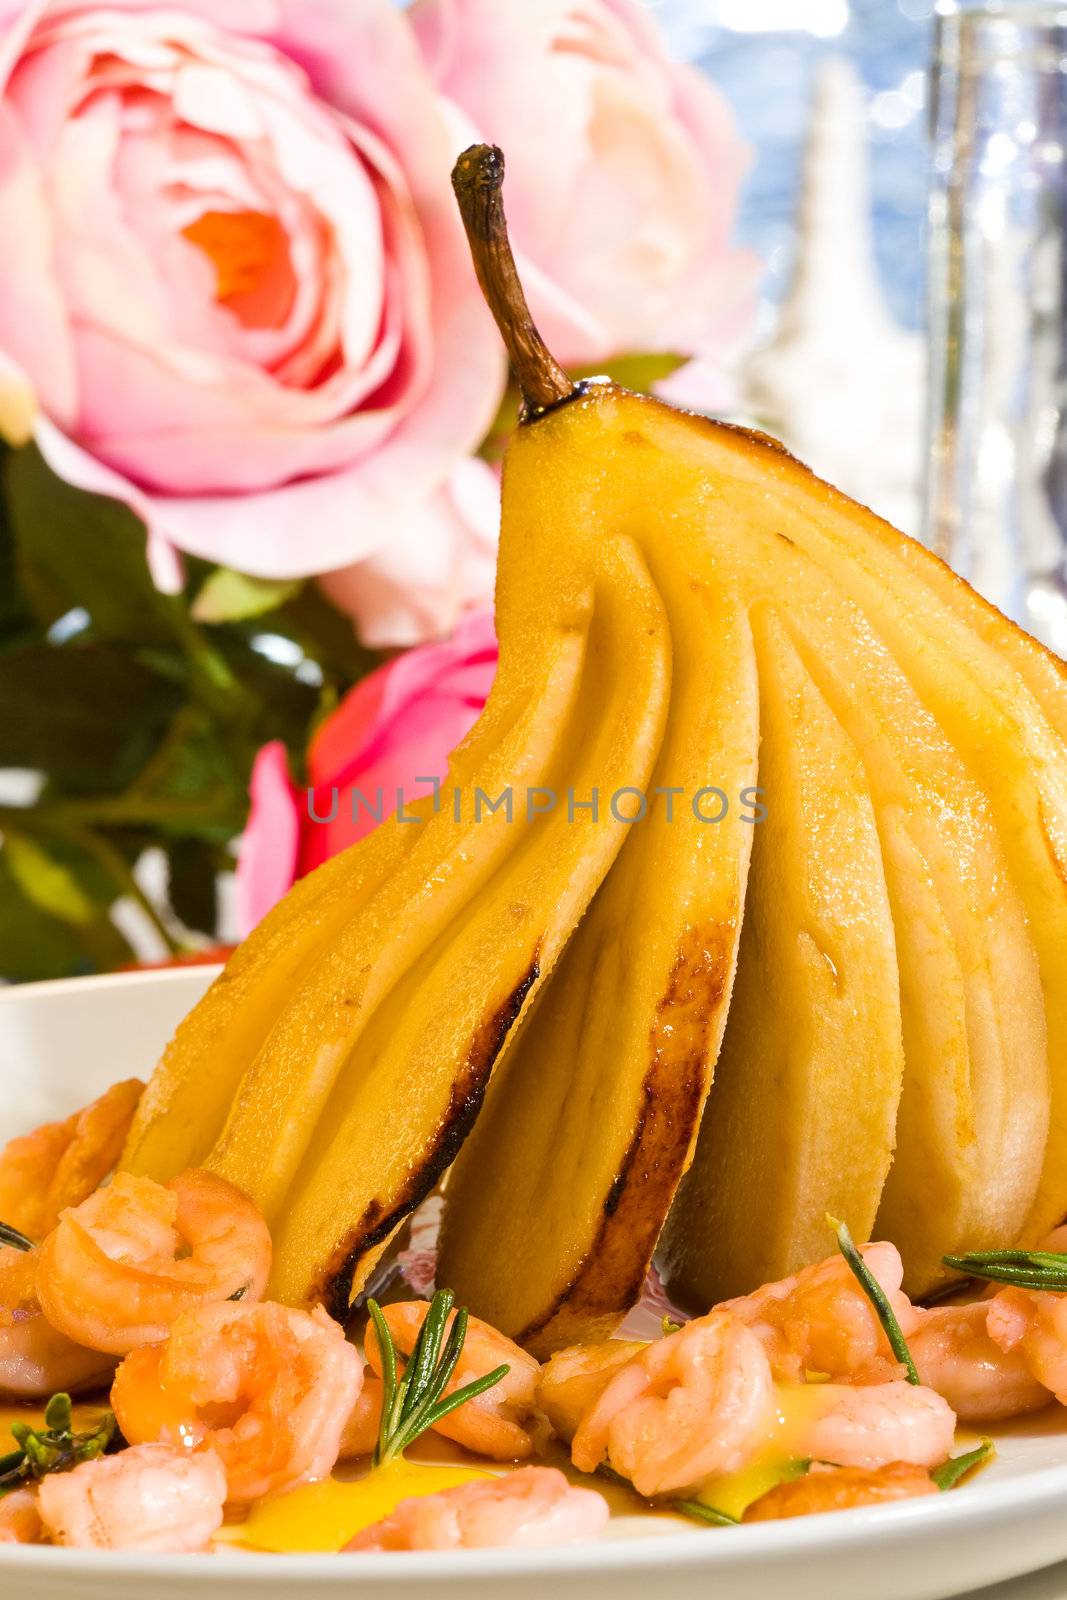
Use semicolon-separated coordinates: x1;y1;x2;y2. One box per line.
451;144;576;420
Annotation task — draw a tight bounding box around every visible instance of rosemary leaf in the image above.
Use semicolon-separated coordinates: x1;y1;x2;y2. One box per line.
931;1439;994;1491
674;1498;740;1526
367;1300;399;1466
406;1293;457;1418
0;1221;33;1252
943;1251;1067;1292
828;1215;920;1384
44;1393;73;1434
404;1364;510;1447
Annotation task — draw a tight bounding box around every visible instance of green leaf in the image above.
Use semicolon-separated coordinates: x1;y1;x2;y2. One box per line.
124;708;247;842
576;351;687;390
5;446;182;645
0;852;125;980
269;584;379;691
0;457;34;649
3;832;97;926
0;642;180;792
165;837;221;934
31;827;129;911
192;568;302;625
212;632;321;771
931;1439;994;1491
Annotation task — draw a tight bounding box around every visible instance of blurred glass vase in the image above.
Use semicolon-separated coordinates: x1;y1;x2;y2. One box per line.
925;2;1067;654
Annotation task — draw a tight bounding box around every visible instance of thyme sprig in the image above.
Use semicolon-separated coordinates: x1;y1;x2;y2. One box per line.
931;1439;994;1491
0;1394;117;1498
367;1288;509;1468
943;1250;1067;1292
0;1221;34;1252
828;1215;920;1385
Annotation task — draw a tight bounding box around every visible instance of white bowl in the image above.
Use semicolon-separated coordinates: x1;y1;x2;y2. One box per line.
4;969;1067;1600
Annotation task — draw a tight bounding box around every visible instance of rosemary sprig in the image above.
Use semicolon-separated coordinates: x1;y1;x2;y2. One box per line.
0;1221;34;1252
0;1394;117;1498
942;1250;1067;1292
828;1215;920;1385
367;1288;509;1467
930;1439;994;1491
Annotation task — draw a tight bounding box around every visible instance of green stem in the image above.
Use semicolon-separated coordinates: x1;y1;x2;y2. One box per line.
65;825;181;956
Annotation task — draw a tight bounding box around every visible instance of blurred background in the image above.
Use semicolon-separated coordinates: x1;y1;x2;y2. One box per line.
658;0;932;329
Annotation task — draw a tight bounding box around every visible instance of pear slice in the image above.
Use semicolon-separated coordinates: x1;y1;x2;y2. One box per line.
658;606;904;1304
122;829;414;1183
654;419;1066;1252
263;543;672;1311
438;572;759;1352
713;450;1067;1247
785;604;1048;1289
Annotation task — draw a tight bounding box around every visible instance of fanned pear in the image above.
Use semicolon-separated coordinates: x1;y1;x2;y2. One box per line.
126;145;1067;1333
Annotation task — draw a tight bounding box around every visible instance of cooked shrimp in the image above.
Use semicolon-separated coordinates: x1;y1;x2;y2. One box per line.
0;1080;142;1241
36;1443;226;1552
365;1301;541;1461
743;1462;937;1522
910;1302;1049;1422
338;1372;383;1460
571;1311;776;1497
721;1242;921;1384
111;1299;362;1503
345;1466;608;1552
801;1380;956;1470
35;1169;271;1355
536;1340;647;1444
0;1244;115;1400
987;1287;1067;1403
0;1488;43;1545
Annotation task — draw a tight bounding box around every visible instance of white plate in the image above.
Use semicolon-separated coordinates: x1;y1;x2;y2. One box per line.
3;968;1067;1600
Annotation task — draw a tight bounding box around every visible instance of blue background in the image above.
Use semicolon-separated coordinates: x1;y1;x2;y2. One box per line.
654;0;935;329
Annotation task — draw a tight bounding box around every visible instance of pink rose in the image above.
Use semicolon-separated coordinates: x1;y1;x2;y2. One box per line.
234;610;497;935
318;455;500;650
413;0;758;369
0;0;504;629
